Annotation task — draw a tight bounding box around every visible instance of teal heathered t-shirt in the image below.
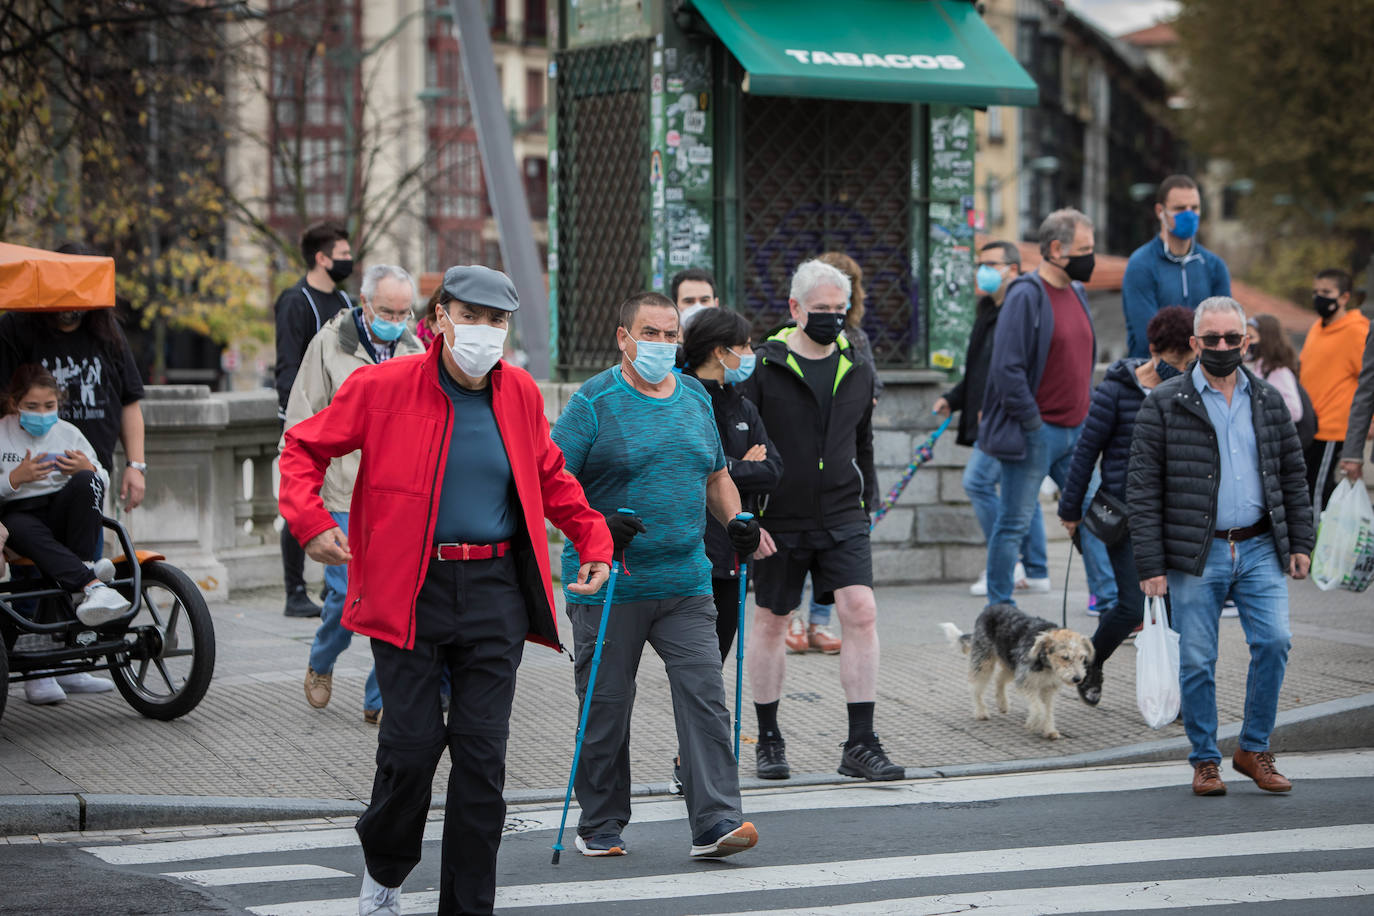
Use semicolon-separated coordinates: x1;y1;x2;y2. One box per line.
551;366;725;604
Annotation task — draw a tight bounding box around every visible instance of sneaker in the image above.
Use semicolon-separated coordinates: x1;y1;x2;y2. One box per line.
305;667;333;709
24;677;66;705
755;736;790;779
363;708;382;726
1013;561;1029;589
89;558;116;583
56;672;115;694
75;583;131;626
575;832;627;856
838;736;905;781
690;818;758;858
1086;593;1101;617
358;869;401;915
1221;600;1239;618
284;585;322;618
968;570;988;597
807;624;842;654
784;613;809;654
1020;575;1051;593
668;757;684;796
1077;664;1103;706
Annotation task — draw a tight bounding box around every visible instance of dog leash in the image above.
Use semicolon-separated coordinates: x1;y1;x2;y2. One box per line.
1061;528;1080;629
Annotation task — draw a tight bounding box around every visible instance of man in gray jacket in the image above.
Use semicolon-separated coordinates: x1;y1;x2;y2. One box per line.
1339;324;1374;482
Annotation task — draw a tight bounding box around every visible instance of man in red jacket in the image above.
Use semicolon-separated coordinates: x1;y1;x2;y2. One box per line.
279;265;612;916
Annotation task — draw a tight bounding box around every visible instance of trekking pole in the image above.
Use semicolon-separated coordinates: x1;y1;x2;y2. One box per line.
871;413;953;530
552;507;633;865
733;512;753;763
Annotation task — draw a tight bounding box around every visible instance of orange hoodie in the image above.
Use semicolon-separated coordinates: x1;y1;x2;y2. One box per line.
1300;309;1370;441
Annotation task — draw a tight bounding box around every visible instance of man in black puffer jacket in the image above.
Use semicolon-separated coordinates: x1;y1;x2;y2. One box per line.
1128;296;1313;799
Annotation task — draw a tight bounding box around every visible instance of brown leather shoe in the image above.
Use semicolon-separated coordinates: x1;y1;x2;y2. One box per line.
363;708;383;726
807;624;842;655
1192;760;1227;796
304;667;332;709
785;614;809;654
1232;749;1292;792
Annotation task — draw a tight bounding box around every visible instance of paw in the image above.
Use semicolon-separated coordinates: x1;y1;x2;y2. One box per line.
996;700;1009;714
1042;729;1061;740
974;709;990;720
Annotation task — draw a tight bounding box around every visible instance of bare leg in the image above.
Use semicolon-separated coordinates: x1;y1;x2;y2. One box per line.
833;585;878;702
747;607;790;704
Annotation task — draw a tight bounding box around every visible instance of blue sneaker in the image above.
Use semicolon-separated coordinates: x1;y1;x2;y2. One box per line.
1086;593;1101;617
690;818;758;858
575;832;627;856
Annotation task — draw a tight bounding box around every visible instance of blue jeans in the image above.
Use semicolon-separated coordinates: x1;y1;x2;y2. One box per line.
1079;469;1118;608
1168;536;1290;766
987;422;1080;604
806;576;832;626
308;512;382;712
963;445;1048;579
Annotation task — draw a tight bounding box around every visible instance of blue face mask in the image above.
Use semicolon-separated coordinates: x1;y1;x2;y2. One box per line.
19;410;59;438
629;336;677;383
1169;209;1199;240
366;305;407;342
724;349;756;385
976;264;1004;294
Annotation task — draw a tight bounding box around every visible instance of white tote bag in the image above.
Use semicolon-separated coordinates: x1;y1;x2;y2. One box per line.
1135;595;1180;729
1311;479;1374;592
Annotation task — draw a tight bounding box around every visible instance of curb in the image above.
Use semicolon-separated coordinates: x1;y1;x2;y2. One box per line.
6;692;1372;836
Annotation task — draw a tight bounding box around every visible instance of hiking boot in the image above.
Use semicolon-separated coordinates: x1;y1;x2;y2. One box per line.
1077;663;1103;706
1232;749;1292;792
575;832;627;856
838;736;905;781
755;736;790;779
304;666;332;709
784;613;808;653
807;624;842;654
284;585;322;618
1192;760;1227;796
75;583;131;626
690;818;758;858
358;870;401;915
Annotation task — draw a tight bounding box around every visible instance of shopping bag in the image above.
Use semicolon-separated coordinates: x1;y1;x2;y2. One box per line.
1135;595;1180;729
1311;479;1374;592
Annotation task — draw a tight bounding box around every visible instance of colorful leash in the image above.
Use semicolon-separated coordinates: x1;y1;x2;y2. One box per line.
870;413;954;530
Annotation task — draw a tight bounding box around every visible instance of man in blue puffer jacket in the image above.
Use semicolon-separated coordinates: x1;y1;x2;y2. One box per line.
1122;175;1231;359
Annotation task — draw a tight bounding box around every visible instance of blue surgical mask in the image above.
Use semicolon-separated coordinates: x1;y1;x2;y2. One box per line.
1169;209;1199;240
365;304;406;342
19;410;59;438
976;264;1004;294
629;336;677;383
724;349;756;385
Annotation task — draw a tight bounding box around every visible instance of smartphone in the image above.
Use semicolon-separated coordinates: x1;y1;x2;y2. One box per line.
35;452;62;464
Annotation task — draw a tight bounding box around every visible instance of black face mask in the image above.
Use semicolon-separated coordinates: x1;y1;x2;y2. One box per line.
1060;252;1095;283
1245;343;1259;362
802;312;845;346
52;310;83;327
326;258;354;283
1313;293;1340;319
1199;346;1244;378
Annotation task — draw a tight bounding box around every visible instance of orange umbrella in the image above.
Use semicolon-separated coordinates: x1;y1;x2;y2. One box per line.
0;241;116;311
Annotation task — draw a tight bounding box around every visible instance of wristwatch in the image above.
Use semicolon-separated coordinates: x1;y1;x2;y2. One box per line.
126;461;148;473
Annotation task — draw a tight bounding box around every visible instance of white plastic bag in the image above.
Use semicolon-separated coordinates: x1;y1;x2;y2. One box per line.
1135;595;1180;730
1311;479;1374;592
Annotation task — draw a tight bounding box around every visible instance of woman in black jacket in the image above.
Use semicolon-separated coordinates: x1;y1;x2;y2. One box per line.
683;308;784;660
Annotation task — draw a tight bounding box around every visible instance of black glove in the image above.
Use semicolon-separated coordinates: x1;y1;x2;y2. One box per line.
604;512;647;551
726;516;761;555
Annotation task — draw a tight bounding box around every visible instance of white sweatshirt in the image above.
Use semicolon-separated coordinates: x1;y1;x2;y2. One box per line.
0;413;110;502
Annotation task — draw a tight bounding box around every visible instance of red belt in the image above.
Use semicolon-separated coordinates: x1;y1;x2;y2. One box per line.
432;541;512;561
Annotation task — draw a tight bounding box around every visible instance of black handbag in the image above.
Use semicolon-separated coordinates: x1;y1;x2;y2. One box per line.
1081;488;1129;546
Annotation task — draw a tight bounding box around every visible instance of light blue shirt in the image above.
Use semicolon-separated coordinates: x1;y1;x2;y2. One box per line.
1192;363;1265;529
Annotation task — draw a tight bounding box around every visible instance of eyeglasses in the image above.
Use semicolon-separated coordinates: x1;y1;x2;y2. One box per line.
1198;333;1245;349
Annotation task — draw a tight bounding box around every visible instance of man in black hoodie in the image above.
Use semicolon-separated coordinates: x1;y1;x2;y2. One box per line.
739;259;902;783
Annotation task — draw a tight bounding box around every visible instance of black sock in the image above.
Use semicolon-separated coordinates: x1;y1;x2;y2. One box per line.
755;701;781;741
847;702;875;746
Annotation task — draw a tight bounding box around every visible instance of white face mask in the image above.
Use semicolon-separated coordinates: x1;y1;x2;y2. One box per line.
443;310;508;377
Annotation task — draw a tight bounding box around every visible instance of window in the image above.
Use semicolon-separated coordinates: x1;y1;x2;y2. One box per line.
988;176;1004;226
424;5;486;272
523;156;548;218
525;68;545;131
524;0;547;43
986;106;1003;143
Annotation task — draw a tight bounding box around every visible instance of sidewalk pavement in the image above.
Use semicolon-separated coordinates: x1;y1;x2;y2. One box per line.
4;537;1373;833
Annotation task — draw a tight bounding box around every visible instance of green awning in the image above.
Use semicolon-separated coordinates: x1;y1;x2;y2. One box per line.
691;0;1038;107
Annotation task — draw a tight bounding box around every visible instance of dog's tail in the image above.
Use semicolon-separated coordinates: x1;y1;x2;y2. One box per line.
939;622;972;655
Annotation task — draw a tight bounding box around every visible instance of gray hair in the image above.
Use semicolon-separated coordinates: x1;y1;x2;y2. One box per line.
359;264;417;304
1193;296;1247;334
789;259;851;306
1037;208;1093;259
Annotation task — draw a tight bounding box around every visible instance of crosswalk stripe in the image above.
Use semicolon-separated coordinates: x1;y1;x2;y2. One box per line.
161;864;353;887
82;750;1373;866
242;824;1374;915
734;869;1374;915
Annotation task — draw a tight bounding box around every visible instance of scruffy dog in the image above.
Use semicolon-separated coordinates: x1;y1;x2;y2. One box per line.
941;604;1095;740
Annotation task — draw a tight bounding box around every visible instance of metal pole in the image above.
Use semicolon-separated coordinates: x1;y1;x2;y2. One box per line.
449;0;551;379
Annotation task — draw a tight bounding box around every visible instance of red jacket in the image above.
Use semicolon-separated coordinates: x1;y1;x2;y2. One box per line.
278;344;612;651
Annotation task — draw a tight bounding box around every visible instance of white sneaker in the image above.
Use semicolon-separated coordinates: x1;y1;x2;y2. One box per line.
75;583;131;626
89;558;116;583
968;570;988;596
358;870;401;915
1221;600;1240;619
56;672;115;693
1021;576;1052;593
25;677;66;705
1013;561;1028;589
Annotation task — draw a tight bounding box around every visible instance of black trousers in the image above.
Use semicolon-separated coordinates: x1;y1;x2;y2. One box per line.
1090;534;1170;666
1;471;105;592
1305;438;1338;519
278;420;306;593
711;576;741;664
356;553;528;916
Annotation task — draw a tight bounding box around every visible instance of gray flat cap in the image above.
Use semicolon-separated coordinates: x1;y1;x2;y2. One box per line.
441;265;519;312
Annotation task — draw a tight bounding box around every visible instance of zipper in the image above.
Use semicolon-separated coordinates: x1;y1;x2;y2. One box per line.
852;458;866;509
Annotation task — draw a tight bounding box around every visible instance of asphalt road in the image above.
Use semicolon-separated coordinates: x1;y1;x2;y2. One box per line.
25;750;1374;915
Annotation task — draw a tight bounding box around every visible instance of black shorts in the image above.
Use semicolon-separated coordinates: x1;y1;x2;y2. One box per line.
752;525;873;615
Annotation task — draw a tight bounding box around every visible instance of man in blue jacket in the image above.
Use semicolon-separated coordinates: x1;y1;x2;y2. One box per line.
1122;174;1231;359
979;209;1098;607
